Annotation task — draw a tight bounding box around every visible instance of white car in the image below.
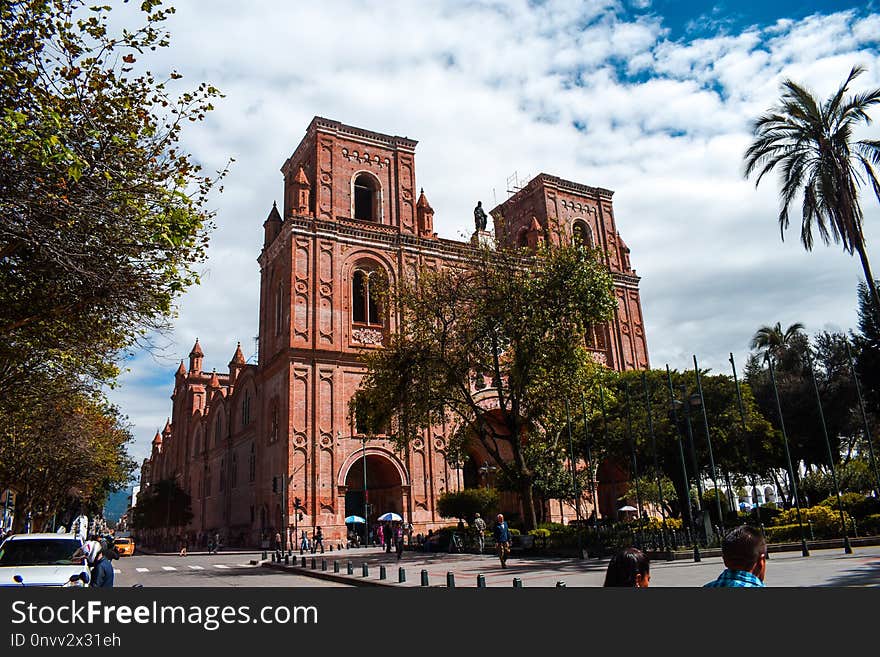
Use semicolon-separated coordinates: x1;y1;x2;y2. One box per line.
0;533;87;587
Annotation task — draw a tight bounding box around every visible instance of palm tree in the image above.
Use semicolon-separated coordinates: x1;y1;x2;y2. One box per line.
750;321;805;361
744;65;880;316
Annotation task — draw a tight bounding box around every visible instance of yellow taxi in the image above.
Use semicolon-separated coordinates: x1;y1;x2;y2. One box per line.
113;537;135;557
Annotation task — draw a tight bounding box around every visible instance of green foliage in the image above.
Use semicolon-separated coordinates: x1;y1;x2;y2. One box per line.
772;505;851;536
351;240;616;528
818;493;880;520
744;65;880;318
859;513;880;535
0;0;227;401
0;375;135;531
436;487;499;521
0;0;223;531
131;479;192;529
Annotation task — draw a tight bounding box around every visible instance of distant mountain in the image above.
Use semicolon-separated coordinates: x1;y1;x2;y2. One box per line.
103;489;131;523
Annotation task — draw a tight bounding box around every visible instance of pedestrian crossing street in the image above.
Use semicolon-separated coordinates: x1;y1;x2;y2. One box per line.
126;562;257;574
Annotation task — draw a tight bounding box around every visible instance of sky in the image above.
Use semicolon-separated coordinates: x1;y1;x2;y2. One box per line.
104;0;880;467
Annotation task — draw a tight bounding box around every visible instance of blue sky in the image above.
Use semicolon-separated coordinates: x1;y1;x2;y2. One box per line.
104;0;880;467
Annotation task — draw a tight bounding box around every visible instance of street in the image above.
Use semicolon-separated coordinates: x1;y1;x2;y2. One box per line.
103;544;880;587
111;551;350;587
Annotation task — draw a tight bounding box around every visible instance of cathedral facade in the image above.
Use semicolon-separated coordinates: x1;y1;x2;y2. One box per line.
140;117;649;546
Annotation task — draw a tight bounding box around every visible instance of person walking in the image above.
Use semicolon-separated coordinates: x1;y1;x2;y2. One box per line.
704;525;768;587
178;533;187;557
603;547;650;587
377;523;384;549
312;526;324;554
395;524;405;560
473;513;486;553
492;514;511;568
300;529;309;553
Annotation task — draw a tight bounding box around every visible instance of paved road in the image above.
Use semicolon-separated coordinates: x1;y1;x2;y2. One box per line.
269;545;880;587
111;551;350;587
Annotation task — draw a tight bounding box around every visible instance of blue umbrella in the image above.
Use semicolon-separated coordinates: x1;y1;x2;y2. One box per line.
377;512;403;522
344;515;366;524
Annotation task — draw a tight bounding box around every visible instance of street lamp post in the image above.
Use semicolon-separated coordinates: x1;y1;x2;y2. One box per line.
564;397;584;558
805;349;852;554
693;355;725;534
623;382;644;537
666;366;700;562
580;392;599;534
362;436;369;548
845;339;880;498
729;353;764;536
642;372;669;551
765;352;810;557
678;383;705;543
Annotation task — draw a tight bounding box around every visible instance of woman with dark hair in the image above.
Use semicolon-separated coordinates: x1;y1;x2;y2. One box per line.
603;547;651;587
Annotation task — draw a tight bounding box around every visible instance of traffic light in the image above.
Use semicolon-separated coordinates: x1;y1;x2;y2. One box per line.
294;496;301;510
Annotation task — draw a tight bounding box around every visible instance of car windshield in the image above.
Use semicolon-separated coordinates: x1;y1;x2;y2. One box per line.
0;539;82;566
114;539;130;545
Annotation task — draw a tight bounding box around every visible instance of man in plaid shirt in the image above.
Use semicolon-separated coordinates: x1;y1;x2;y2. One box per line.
704;525;767;588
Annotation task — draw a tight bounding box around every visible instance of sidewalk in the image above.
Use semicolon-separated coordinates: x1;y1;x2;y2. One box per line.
263;544;880;587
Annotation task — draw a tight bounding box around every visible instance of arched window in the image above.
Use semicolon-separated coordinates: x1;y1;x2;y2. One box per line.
270;404;278;443
205;465;212;498
353;172;380;221
219;458;226;492
352;268;383;326
215;417;222;446
572;220;593;248
249;443;256;482
193;432;201;456
231;452;238;487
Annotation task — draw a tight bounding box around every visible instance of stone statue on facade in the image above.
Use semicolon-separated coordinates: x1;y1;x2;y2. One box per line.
474;201;488;232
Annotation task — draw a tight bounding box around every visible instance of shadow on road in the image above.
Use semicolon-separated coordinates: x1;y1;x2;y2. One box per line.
820;558;880;587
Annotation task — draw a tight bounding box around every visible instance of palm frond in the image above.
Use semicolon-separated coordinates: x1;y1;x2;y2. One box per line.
825;65;867;120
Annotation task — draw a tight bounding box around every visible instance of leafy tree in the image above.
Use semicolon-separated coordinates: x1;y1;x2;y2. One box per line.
436;488;499;523
130;478;192;529
750;322;805;362
744;65;880;316
0;373;135;532
351;241;617;529
747;330;859;473
0;1;227;399
585;368;779;528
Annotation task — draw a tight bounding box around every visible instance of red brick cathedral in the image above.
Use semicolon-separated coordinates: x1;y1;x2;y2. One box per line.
140;117;649;546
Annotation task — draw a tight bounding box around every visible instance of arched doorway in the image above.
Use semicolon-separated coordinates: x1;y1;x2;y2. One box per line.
343;453;404;535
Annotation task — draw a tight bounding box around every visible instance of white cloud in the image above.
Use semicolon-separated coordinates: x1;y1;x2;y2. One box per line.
102;1;880;465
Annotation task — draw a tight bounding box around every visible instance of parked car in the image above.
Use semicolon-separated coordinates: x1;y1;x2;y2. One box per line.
0;533;86;587
113;537;135;556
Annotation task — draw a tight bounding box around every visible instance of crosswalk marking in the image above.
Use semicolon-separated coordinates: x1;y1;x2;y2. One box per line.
213;564;230;569
114;569;121;574
161;566;177;571
188;565;204;570
135;568;149;573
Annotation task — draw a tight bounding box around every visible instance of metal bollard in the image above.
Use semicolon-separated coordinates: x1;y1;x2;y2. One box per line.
362;563;369;577
322;559;327;571
300;556;306;568
347;561;353;575
477;574;486;588
513;578;522;588
379;565;387;580
398;567;406;583
311;557;316;569
334;560;340;573
271;552;276;563
284;554;289;565
329;544;333;552
446;572;455;588
420;569;429;587
262;551;267;561
556;581;566;587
